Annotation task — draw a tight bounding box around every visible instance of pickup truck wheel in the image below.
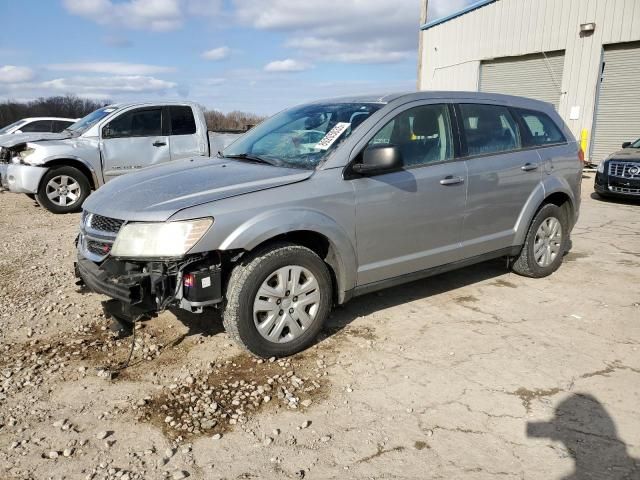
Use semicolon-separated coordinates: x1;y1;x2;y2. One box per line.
35;166;90;214
511;203;568;278
223;242;332;358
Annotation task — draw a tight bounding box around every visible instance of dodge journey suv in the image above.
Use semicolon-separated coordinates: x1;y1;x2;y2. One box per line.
75;92;582;357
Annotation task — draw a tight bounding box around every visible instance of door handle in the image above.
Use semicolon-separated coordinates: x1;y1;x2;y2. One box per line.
521;163;538;172
153;141;167;147
439;175;465;186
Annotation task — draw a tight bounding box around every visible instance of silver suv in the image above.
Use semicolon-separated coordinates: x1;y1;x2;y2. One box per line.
75;92;582;357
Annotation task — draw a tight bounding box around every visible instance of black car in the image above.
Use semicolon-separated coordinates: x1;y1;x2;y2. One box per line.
595;138;640;199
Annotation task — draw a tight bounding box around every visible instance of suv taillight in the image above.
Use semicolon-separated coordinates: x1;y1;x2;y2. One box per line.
578;148;585;164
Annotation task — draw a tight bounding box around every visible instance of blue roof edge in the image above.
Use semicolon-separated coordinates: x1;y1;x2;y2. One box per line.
420;0;498;30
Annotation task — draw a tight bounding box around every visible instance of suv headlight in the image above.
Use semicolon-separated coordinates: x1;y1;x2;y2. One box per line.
111;218;213;258
597;161;605;173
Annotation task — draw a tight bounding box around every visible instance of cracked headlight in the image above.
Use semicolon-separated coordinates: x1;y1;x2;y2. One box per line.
111;218;213;258
10;148;35;164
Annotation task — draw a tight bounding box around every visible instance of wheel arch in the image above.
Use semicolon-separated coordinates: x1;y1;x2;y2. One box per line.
514;180;576;246
40;158;99;190
219;210;357;305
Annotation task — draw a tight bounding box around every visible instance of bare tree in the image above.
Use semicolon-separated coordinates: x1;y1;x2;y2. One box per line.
203;109;265;132
0;95;109;127
0;96;266;132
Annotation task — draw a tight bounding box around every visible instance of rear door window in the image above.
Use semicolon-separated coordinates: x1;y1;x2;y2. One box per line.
107;108;162;138
515;109;566;146
169;106;196;135
459;104;521;156
52;120;74;132
20;120;53;133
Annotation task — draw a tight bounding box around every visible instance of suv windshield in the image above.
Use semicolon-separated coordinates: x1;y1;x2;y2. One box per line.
223;102;384;169
0;119;26;134
67;107;118;135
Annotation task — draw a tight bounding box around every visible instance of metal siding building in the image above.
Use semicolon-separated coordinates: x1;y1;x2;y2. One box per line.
418;0;640;162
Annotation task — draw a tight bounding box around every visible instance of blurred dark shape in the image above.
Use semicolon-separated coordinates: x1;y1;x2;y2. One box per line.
527;393;639;479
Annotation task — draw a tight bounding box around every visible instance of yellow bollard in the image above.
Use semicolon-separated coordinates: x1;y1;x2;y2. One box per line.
580;129;588;156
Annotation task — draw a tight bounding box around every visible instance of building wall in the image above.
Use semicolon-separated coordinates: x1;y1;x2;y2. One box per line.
418;0;640;156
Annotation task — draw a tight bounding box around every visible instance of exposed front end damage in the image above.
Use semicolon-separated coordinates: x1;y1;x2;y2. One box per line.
0;144;48;193
75;211;225;323
75;253;223;321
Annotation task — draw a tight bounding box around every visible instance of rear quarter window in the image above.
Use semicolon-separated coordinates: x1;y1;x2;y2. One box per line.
169;106;196;135
515;109;566;147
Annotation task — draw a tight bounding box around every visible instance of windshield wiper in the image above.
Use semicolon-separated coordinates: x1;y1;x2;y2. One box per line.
223;153;280;166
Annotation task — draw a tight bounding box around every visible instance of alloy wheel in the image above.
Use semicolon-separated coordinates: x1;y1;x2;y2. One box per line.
45;175;82;207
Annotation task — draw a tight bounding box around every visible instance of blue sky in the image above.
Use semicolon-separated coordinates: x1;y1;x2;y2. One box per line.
0;0;473;115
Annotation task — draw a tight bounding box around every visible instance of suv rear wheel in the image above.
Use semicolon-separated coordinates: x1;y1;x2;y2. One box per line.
223;242;332;357
36;165;90;214
511;203;568;278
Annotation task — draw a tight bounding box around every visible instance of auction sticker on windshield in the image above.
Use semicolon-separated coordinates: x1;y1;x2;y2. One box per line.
315;122;351;150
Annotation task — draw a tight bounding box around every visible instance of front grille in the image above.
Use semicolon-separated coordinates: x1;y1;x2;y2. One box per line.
608;161;640;179
84;212;125;234
609;186;640;196
87;239;113;256
80;211;124;261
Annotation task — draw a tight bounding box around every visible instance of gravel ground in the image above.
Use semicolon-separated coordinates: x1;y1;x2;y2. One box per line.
0;175;639;479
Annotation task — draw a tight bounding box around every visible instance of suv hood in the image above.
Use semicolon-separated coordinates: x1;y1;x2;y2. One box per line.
0;131;71;148
83;157;314;222
609;148;640;162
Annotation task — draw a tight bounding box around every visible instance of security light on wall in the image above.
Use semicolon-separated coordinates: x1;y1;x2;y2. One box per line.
580;22;596;33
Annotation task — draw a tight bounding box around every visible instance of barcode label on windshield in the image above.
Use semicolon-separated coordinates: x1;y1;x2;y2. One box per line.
315;122;351;150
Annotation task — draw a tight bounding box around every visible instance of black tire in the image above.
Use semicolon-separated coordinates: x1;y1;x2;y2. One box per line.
223;242;333;357
511;203;569;278
35;166;90;214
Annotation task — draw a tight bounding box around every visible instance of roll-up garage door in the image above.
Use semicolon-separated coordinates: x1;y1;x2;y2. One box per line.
591;42;640;163
479;51;565;109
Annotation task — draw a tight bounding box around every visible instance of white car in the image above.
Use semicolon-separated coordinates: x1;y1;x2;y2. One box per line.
0;117;78;136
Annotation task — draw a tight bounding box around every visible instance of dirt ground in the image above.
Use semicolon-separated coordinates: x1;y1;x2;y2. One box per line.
0;175;639;480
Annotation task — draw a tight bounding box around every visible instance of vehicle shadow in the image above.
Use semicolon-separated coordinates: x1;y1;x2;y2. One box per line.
590;192;640;206
322;257;509;338
527;393;639;479
168;307;225;343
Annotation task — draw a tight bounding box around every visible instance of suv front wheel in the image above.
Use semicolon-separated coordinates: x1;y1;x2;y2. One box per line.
512;203;569;278
36;165;90;214
223;242;333;357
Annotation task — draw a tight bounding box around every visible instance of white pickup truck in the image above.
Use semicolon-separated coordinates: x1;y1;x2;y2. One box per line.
0;102;241;213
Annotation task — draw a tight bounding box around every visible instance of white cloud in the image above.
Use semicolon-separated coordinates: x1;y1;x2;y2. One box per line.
234;0;421;64
0;65;35;83
41;75;177;93
47;62;175;75
201;47;230;61
203;78;226;85
286;36;410;64
264;59;311;73
103;35;133;48
62;0;221;31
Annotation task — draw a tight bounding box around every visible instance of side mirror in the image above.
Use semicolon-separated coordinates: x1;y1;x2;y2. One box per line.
352;144;402;175
622;141;631;149
102;125;111;139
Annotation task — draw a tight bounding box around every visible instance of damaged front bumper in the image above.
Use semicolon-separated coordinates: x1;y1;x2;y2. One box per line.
0;162;47;193
75;253;223;321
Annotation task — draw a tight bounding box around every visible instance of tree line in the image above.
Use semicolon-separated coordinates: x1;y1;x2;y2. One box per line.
0;95;265;132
